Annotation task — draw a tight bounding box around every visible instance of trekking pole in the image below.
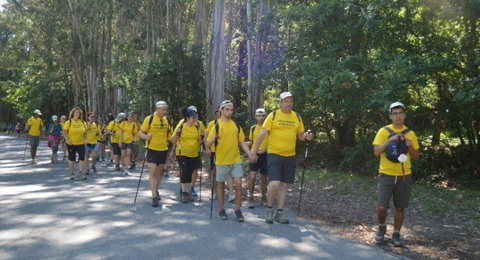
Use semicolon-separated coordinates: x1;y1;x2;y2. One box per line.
199;146;203;205
132;141;149;211
298;130;311;216
210;165;215;219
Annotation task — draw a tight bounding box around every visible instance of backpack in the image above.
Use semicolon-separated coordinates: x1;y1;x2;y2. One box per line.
384;126;411;163
214;119;240;150
147;113;172;136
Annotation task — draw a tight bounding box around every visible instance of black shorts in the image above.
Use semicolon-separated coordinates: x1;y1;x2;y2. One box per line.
177;156;198;183
67;144;85;161
111;143;121;155
147;149;167;165
250;152;267;175
267;153;296;184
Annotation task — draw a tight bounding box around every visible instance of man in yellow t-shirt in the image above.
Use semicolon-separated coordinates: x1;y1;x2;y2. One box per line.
246;108;269;208
252;92;313;224
138;101;171;207
119;112;138;175
107;113;125;171
372;102;420;247
85;112;100;174
26;109;44;164
205;100;255;222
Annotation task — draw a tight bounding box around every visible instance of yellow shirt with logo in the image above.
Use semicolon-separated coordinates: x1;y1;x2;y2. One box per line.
249;123;268;152
372;124;420;176
63;119;86;145
27;116;43;136
173;123;201;157
107;121;121;143
206;120;216;153
86;122;99;144
140;114;170;151
207;120;245;165
262;109;305;157
120;121;138;144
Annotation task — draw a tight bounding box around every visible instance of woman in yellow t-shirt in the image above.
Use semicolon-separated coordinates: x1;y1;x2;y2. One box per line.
63;107;87;180
119;112;138;175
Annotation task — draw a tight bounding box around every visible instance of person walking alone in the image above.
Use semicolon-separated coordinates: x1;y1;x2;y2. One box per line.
252;92;313;224
85;112;100;174
372;102;420;247
26;109;44;164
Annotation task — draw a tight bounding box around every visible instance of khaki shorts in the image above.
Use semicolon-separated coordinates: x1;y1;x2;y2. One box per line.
216;163;243;182
378;173;412;208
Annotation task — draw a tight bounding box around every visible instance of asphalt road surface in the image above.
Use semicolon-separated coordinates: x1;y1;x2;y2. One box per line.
0;134;406;260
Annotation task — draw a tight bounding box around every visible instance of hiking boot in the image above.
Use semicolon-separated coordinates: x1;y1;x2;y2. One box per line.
152;196;160;207
181;192;189;203
261;196;268;207
78;172;87;180
235;209;245;222
69;172;74;180
190;187;198;197
392;231;403;247
273;210;289;224
228;191;235;203
375;225;386;243
247;196;255;209
265;208;274;224
219;209;228;220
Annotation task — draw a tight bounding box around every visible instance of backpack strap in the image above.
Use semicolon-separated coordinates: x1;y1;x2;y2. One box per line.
250;125;256;141
272;109;301;122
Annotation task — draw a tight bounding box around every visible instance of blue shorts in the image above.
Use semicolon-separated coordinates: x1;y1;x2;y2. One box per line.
216;163;243;182
267;153;296;184
85;143;99;153
249;152;267;175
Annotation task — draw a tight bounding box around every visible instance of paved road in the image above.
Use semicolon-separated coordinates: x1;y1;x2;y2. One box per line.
0;134;406;260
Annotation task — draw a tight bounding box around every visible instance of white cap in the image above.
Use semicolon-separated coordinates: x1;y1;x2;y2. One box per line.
389;102;405;113
34;109;42;115
280;92;293;100
255;108;266;115
219;100;233;109
187;105;197;112
156;101;168;108
52;115;58;121
115;112;126;122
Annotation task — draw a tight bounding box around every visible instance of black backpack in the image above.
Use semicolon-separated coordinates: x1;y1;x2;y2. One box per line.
384;126;411;163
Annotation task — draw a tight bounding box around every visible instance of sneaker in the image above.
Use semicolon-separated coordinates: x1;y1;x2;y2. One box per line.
247;196;255;209
218;209;228;220
228;191;235;203
273;210;289;224
375;225;386;243
129;163;135;170
181;192;189;203
69;172;74;180
261;196;268;207
92;166;97;173
265;208;274;224
235;209;245;222
78;172;87;180
190;187;198;197
115;164;121;171
31;159;36;164
85;169;90;175
152;197;160;207
392;231;403;247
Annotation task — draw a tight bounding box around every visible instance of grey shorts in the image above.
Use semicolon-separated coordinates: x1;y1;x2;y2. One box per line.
267;153;296;184
216;163;243;182
378;173;412;208
29;135;40;147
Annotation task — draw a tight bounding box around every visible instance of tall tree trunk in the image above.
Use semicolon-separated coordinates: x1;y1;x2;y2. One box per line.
246;1;253;117
208;0;226;119
193;0;205;46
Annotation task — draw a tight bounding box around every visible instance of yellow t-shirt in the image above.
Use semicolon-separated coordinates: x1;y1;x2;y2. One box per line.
63;119;86;145
176;119;206;133
173;123;201;157
107;121;122;143
140;114;170;151
372;124;420;176
120;121;138;144
27;116;43;136
206;120;216;152
249;123;268;152
86;122;99;144
97;124;105;142
262;109;305;157
207;119;245;165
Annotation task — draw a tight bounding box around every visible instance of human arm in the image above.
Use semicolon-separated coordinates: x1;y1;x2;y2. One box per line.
240;141;255;163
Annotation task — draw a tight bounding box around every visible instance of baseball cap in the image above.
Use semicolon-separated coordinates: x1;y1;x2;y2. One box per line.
186;109;198;118
219;100;233;109
255;108;266;115
156;101;168;108
52;115;58;121
187;105;197;112
389;102;405;113
280;92;293;100
115;112;126;122
34;109;42;115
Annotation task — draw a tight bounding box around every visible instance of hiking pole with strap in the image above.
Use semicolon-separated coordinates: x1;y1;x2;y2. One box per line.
298;130;311;216
210;164;215;219
198;145;203;205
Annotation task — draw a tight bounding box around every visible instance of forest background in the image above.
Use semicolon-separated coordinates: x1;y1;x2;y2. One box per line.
0;0;479;188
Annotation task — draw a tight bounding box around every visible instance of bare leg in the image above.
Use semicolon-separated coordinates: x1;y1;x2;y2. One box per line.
217;181;225;209
234;177;242;210
393;207;404;231
276;182;289;209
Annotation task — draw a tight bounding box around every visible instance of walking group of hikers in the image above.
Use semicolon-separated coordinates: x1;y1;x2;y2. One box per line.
22;92;419;248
